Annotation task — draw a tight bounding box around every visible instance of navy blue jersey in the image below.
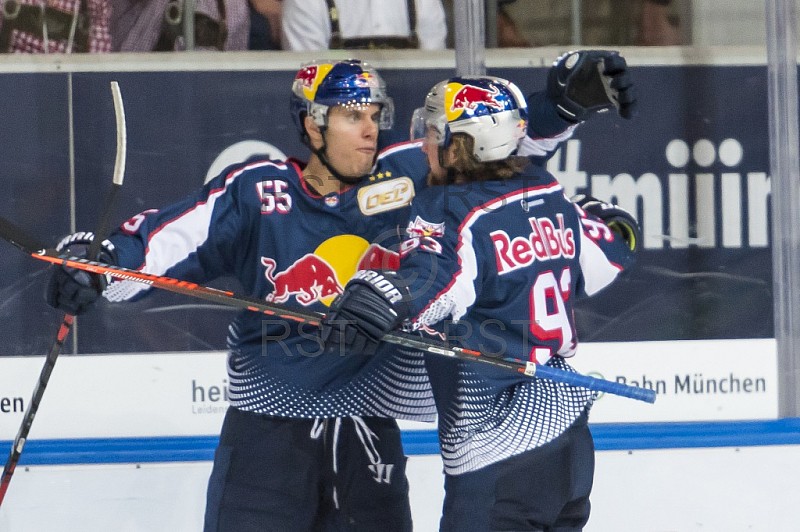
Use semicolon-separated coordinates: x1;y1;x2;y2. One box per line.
102;100;574;422
105;154;435;420
397;166;634;473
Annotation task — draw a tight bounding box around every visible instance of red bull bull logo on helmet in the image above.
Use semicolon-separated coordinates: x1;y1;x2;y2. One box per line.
354;71;380;88
295;66;318;89
295;63;334;100
447;83;505;120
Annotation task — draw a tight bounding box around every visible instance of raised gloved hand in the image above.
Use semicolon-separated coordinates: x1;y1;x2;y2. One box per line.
45;232;117;315
547;50;637;122
321;270;412;355
573;195;641;252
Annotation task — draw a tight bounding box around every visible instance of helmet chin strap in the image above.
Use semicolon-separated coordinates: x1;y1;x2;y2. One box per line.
312;130;373;186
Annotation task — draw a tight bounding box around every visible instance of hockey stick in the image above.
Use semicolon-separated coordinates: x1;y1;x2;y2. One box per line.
0;215;656;405
0;82;127;507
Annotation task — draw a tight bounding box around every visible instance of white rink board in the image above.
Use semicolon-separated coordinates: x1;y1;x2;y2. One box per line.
569;338;778;423
0;351;230;440
0;338;778;440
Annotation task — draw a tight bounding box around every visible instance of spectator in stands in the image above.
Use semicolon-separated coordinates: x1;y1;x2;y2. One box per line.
636;0;681;46
109;0;250;51
249;0;281;50
281;0;446;51
0;0;112;53
497;0;530;47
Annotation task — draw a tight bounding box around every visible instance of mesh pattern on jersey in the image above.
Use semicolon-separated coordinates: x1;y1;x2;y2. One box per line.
103;279;150;302
226;322;435;421
438;356;594;475
415;292;457;327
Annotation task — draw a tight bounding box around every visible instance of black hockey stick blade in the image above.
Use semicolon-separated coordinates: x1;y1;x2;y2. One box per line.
0;215;50;256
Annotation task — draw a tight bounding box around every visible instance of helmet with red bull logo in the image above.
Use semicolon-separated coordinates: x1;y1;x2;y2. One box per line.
410;76;528;162
291;59;394;143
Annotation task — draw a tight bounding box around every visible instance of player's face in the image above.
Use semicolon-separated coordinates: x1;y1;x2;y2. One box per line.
422;126;448;184
324;103;380;178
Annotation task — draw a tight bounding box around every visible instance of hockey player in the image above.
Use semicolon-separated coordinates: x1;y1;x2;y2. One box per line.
320;76;640;531
45;53;635;531
48;60;433;532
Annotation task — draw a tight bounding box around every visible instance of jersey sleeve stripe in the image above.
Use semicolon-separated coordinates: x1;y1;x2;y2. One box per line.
109;162;266;300
378;139;424;159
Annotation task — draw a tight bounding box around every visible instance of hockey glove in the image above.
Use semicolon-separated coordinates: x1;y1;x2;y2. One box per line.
321;270;412;356
45;232;117;316
573;195;642;252
547;50;638;122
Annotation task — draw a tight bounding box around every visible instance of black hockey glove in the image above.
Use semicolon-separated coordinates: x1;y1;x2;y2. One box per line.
547;50;638;122
321;270;412;356
573;195;642;252
45;232;117;316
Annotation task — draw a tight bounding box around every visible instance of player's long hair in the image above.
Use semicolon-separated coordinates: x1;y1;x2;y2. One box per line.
434;134;529;185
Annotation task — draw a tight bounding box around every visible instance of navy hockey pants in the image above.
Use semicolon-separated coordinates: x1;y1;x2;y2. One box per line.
204;407;412;532
439;411;594;532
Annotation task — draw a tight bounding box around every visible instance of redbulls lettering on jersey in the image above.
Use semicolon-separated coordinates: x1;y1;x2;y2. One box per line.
491;214;576;275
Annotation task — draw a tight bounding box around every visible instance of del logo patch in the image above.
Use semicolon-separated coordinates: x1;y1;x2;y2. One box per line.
357;177;415;216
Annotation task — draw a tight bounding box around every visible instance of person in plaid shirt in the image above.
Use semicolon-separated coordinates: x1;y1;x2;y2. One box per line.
0;0;112;53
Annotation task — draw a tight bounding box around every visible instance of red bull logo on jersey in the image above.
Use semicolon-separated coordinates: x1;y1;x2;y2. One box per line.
406;216;445;238
262;255;343;306
490;214;576;275
357;243;400;271
260;234;393;306
447;83;504;120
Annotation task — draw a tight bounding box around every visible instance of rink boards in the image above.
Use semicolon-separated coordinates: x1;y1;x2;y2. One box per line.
0;339;784;461
0;48;795;531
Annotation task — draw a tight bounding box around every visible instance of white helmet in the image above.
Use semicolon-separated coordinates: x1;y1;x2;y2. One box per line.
410;75;528;162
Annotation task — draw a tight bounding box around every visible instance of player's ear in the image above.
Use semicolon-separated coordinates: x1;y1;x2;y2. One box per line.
305;116;324;150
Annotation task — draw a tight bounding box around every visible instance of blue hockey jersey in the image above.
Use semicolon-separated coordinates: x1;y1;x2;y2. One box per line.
101;95;577;422
104;152;438;420
397;165;635;474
